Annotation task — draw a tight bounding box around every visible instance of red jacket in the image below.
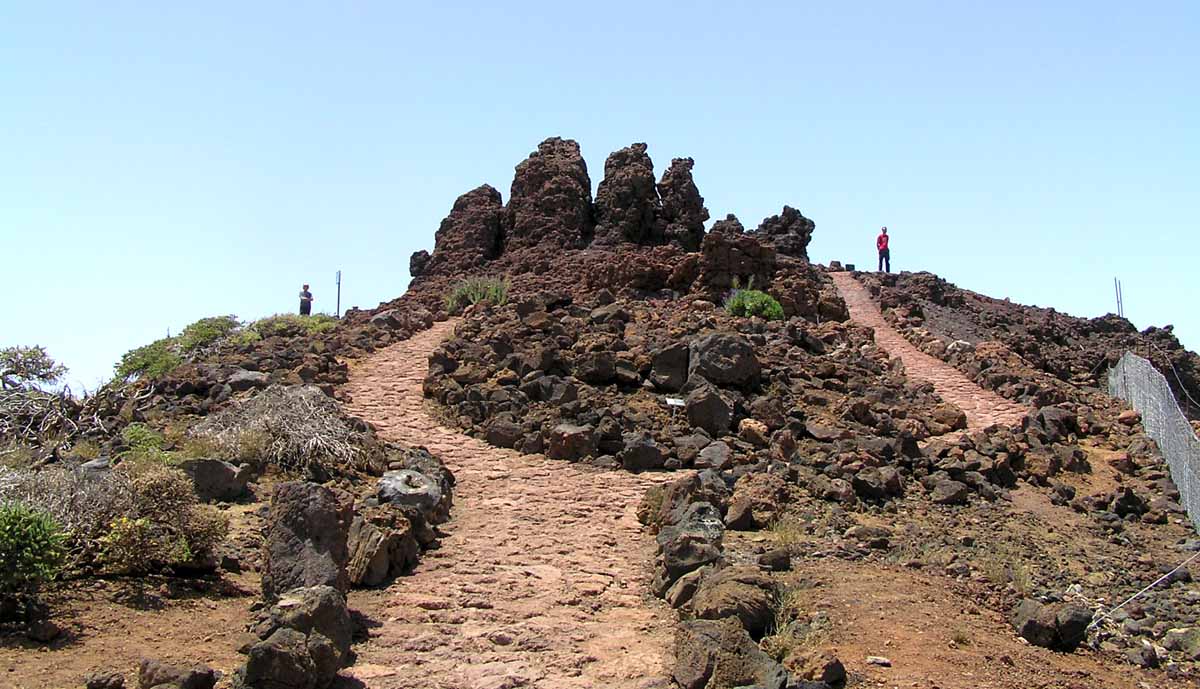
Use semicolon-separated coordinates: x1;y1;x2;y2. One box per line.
877;233;889;251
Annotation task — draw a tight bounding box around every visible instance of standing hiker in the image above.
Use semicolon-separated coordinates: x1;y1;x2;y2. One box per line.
876;226;891;273
299;284;314;316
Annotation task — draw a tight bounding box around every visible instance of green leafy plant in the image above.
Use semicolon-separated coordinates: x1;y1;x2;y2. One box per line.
249;313;338;338
121;423;164;452
98;467;229;574
178;315;240;352
115;338;182;380
444;277;510;314
725;278;785;321
0;504;66;595
0;346;67;391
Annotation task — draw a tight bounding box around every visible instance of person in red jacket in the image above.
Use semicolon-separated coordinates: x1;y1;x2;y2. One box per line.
876;226;891;272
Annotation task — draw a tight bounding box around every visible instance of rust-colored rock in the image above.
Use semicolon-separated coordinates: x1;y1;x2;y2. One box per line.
593;143;662;245
505;137;594;251
657;157;709;251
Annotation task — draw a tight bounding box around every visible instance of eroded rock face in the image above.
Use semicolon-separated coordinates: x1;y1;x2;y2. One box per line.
753;206;815;260
593;143;662;245
236;586;352;689
657;158;709;251
698;228;776;293
421;184;505;275
506;137;594;251
262;482;352;602
673;618;788;689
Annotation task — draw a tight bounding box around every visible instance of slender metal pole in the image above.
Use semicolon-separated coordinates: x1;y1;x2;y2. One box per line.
335;270;342;318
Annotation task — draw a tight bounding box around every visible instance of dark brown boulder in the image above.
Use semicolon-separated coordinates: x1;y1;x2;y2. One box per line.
698;227;776;293
709;213;745;234
422;184;504;275
593;143;662;245
657;157;709;251
262;482;352;602
506;137;594;250
408;250;430;278
753;205;815;259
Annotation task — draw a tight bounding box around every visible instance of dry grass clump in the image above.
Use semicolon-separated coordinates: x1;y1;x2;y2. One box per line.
0;464;227;574
190;384;381;476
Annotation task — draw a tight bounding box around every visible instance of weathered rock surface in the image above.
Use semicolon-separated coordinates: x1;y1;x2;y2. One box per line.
422;184;505;275
657;157;709;251
673;618;788;689
236;586;352;689
506;137;593;251
593;143;661;245
262;482;352;601
753;205;815;260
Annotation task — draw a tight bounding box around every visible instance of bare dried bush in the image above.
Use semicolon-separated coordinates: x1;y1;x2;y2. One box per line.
0;464;228;573
0;466;134;553
191;384;381;476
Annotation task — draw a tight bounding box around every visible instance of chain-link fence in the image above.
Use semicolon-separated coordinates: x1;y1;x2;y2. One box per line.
1109;352;1200;532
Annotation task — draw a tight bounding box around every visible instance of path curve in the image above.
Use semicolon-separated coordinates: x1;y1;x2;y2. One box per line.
342;319;675;689
830;272;1028;429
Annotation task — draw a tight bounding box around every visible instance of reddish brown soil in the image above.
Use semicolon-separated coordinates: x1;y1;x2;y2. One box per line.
0;576;256;689
784;557;1185;689
342;319;677;689
831;272;1028;430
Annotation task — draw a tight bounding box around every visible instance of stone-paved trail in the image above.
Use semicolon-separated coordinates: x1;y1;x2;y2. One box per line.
830;272;1028;429
341;319;674;689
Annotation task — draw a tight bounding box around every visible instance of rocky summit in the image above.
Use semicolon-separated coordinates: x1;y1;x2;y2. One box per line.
4;136;1200;689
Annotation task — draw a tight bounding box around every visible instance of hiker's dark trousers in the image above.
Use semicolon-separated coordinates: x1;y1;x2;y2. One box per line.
300;302;311;316
878;248;890;273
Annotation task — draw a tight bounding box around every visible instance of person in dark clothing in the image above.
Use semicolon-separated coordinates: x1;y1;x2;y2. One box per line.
876;226;891;273
299;284;313;315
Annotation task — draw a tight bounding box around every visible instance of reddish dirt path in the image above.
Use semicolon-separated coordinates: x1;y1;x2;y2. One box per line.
830;272;1028;429
342;319;675;689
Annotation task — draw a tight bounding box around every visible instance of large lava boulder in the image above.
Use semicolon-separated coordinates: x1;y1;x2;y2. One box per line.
653;502;725;595
689;333;761;389
422;184;505;275
689;566;777;638
673;618;788;689
1011;599;1093;651
262;482;352;602
593;143;662;245
753;205;815;260
505;137;594;251
236;585;352;689
657;157;709;251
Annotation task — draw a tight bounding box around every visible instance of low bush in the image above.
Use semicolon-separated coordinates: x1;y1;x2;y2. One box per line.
250;313;338;338
99;467;229;574
115;338;182;380
0;346;67;391
178;315;240;352
0;464;227;573
0;504;65;596
725;288;784;320
191;384;381;476
444;277;510;314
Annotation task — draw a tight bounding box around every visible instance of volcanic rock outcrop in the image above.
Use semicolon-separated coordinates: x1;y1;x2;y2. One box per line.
505;137;594;251
753;205;815;260
657;157;709;251
593;143;662;245
420;184;504;275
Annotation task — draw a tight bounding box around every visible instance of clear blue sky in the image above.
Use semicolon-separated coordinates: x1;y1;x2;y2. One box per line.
2;2;1197;390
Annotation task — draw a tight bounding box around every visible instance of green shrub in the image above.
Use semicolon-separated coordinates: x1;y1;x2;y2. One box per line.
0;346;67;391
121;423;164;452
98;466;229;574
231;330;263;346
725;288;785;320
0;504;66;595
115;338;182;380
178;315;240;352
444;277;510;314
250;313;338;338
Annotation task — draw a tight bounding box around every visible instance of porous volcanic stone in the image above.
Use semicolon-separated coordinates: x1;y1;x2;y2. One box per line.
506;137;593;250
593;143;662;245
